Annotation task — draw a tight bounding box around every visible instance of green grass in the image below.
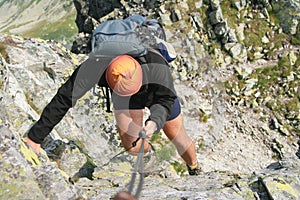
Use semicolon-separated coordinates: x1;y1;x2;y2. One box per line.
0;0;77;45
171;160;186;175
0;0;22;7
0;43;9;62
244;20;270;48
220;0;240;28
1;21;33;34
150;132;184;173
156;143;176;162
23;12;78;43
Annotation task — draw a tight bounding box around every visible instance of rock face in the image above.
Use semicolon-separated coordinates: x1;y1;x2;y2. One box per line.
71;0;300;62
0;0;300;199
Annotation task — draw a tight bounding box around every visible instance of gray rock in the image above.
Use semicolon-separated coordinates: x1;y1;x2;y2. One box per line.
0;126;46;200
210;0;221;10
225;43;248;62
170;8;182;22
214;21;228;37
190;12;205;31
271;0;300;35
209;8;224;25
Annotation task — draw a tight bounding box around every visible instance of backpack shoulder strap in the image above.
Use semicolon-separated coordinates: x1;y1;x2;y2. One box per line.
147;48;169;63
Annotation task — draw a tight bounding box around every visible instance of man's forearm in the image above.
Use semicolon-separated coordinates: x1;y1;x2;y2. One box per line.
28;77;76;143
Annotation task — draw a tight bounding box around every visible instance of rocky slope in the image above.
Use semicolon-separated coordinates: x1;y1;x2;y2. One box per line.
0;0;300;199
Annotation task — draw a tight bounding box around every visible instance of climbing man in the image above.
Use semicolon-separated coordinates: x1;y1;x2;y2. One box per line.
24;50;201;175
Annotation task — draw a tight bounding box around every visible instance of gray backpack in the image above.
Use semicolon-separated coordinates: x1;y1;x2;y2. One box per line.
91;15;177;113
91;15;176;62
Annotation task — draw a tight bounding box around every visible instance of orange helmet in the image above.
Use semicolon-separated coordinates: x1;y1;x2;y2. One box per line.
106;55;142;96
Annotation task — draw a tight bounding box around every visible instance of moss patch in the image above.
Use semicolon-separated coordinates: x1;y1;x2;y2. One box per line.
225;53;300;134
264;177;299;199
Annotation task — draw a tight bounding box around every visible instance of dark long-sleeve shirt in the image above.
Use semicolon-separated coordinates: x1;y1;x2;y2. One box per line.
28;50;177;144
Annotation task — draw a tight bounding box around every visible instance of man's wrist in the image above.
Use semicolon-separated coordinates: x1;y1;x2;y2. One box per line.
145;120;158;134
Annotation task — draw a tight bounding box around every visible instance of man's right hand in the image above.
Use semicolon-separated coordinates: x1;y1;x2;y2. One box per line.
143;120;157;139
24;137;41;154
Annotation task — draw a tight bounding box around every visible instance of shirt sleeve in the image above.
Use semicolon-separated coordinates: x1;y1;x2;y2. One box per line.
146;54;177;132
27;57;108;143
